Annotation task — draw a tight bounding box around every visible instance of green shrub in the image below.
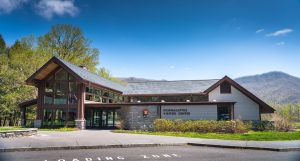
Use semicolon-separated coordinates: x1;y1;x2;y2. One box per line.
254;121;275;131
153;119;251;134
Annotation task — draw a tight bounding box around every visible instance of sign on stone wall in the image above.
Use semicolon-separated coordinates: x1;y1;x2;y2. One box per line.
161;105;218;120
162;108;191;116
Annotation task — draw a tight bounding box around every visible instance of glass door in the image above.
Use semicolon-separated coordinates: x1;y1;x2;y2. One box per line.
101;111;107;127
107;110;114;127
93;110;101;128
85;108;117;129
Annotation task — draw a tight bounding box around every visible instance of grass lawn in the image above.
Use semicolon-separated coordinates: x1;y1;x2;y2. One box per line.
114;130;300;141
38;127;79;132
0;126;27;131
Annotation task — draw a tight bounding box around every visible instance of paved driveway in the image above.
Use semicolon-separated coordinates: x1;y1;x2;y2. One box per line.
0;130;299;151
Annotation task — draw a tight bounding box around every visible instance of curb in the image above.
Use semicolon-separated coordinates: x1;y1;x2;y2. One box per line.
0;143;188;152
187;143;300;152
1;143;299;152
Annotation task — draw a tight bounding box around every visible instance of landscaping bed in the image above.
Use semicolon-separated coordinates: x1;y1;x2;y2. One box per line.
114;119;300;141
113;130;300;141
38;127;79;132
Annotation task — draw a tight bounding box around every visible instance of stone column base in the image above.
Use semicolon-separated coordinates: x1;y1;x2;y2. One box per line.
34;120;42;128
75;119;86;130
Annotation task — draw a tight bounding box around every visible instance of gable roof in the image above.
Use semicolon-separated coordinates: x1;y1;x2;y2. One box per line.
204;76;275;113
26;56;125;93
124;79;219;95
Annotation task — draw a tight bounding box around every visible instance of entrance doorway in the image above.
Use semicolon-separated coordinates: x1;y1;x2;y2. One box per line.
85;108;117;129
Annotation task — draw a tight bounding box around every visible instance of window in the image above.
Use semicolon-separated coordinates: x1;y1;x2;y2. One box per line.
69;82;77;104
55;69;68;80
220;81;231;94
54;82;68;104
102;91;108;97
94;95;101;102
69;74;75;81
69;82;77;93
45;81;53;93
53;109;66;126
67;108;77;126
217;105;231;120
94;89;101;96
85;94;93;101
69;93;77;104
86;87;93;93
55;82;68;93
43;109;52;126
44;93;53;104
54;93;67;104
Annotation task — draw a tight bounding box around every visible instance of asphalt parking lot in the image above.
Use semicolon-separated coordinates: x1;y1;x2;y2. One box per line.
0;146;299;161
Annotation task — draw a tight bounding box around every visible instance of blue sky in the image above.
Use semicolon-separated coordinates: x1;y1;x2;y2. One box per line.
1;0;300;80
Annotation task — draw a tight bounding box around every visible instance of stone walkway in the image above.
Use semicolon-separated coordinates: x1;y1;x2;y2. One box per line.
0;130;299;152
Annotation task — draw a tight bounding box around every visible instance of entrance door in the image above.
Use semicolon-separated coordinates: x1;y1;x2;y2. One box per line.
85;108;117;129
93;110;101;128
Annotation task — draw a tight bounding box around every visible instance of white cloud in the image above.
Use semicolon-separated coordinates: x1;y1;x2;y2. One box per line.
36;0;79;19
276;41;285;46
255;29;264;33
0;0;28;14
266;28;293;37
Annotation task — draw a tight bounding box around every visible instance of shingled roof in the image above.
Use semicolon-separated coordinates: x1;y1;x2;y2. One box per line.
56;57;125;92
124;79;219;95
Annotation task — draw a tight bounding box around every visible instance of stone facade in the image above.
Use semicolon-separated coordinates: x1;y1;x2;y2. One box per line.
120;105;159;130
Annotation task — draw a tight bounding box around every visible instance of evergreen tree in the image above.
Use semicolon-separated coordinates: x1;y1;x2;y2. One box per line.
0;34;6;55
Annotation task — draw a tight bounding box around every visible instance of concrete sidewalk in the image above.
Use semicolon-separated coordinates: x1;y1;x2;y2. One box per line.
0;130;299;152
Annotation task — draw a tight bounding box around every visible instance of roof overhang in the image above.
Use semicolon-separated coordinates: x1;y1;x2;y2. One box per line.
26;57;83;86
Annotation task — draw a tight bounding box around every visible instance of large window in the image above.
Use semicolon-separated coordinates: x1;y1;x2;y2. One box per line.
220;81;231;94
43;69;78;105
42;68;78;127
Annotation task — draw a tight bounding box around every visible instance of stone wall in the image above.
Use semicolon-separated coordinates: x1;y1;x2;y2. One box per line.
0;128;38;138
120;105;159;130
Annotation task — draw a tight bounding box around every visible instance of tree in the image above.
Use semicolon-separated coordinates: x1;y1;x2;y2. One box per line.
38;24;99;72
0;37;43;126
98;67;125;85
0;34;6;55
